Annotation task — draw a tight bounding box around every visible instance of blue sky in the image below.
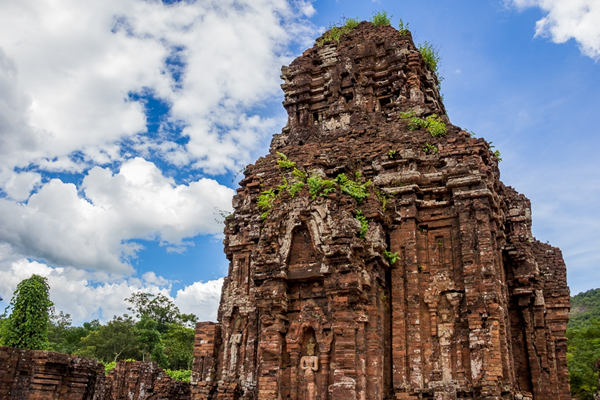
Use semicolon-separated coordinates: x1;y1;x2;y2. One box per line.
0;0;598;324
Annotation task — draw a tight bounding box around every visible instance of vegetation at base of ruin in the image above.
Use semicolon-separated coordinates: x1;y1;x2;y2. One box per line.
388;149;397;159
418;41;440;74
371;11;391;26
355;209;369;239
336;172;371;203
0;278;196;376
276;152;296;169
397;18;410;36
566;288;600;399
307;175;337;199
401;112;447;137
383;250;399;265
164;368;192;382
316;18;360;46
424;143;438;154
0;274;53;350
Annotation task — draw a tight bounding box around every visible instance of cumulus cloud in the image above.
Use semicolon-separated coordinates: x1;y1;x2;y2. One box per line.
0;158;234;274
0;249;222;324
509;0;600;60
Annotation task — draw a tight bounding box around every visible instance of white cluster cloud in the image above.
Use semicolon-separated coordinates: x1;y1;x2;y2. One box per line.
509;0;600;60
0;0;315;321
0;157;234;274
0;245;222;324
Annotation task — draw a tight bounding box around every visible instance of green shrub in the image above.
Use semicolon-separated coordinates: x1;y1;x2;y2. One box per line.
372;11;391;26
307;175;336;199
287;181;305;198
257;188;277;220
424;143;438;154
336;173;370;203
104;361;116;375
276;152;295;169
164;369;191;382
355;210;369;239
383;250;399;265
401;112;446;137
398;18;410;36
317;18;360;46
418;41;440;73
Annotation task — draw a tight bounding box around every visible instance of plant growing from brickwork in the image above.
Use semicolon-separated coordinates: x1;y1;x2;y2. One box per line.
398;18;410;36
375;189;390;212
418;41;440;74
355;209;369;239
488;142;502;162
372;11;391;26
307;175;337;199
401;112;446;137
276;152;296;169
317;18;360;46
257;188;278;220
388;149;397;159
383;250;399;265
336;172;371;203
423;143;438;154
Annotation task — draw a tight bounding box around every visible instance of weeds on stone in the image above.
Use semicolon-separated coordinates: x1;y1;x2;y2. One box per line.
375;189;390;212
372;11;391;26
383;250;399;265
257;188;278;220
488;142;502;162
336;172;370;203
398;18;410;36
317;18;360;46
401;112;447;137
424;143;438;154
307;175;337;199
418;41;440;74
388;149;397;159
276;152;296;169
355;209;369;239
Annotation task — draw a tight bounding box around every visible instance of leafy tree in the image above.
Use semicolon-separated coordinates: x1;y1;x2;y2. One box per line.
570;288;600;328
567;318;600;399
77;315;142;363
162;323;195;370
126;292;186;333
1;275;53;349
135;315;167;366
47;311;99;354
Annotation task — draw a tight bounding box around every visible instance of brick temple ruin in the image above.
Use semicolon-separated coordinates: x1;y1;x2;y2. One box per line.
191;22;570;400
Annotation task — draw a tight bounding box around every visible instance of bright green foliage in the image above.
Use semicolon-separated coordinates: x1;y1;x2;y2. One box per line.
136;315;166;365
162;323;195;370
287;181;305;198
355;209;369;239
418;41;440;73
401;112;446;137
307;175;336;199
104;361;116;374
567;318;600;399
336;173;370;203
257;188;278;219
317;18;360;46
423;143;438;154
493;150;502;161
388;149;397;159
164;369;192;382
375;189;390;212
398;18;410;36
125;292;194;333
1;275;53;350
383;250;399;265
276;152;296;169
425;115;446;137
47;312;99;354
372;11;391;26
571;289;600;328
77;315;142;363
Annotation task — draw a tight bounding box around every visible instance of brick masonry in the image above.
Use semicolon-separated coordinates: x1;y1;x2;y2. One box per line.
191;22;570;400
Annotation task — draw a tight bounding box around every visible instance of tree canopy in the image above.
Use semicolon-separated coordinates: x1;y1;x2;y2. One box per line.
1;274;53;350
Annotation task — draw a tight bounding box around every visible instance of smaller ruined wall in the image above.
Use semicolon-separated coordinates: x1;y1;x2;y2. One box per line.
0;346;190;400
0;345;105;399
105;361;190;400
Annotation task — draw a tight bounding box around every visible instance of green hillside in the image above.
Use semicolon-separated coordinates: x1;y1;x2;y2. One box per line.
567;288;600;399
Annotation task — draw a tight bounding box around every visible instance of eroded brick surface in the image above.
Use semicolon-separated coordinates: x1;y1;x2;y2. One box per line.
191;22;570;400
0;347;190;399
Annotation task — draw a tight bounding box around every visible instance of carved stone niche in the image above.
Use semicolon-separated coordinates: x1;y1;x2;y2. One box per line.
286;223;323;280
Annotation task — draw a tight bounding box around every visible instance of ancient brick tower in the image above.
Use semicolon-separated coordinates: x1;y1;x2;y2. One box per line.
191;22;570;400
